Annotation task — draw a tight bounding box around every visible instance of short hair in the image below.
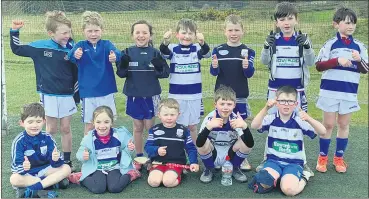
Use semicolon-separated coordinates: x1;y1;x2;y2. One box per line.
273;2;298;20
333;7;357;24
276;85;298;100
20;103;45;121
176;18;197;33
45;10;71;33
158;98;180;113
82;11;104;29
224;14;243;30
92;106;114;123
214;85;236;103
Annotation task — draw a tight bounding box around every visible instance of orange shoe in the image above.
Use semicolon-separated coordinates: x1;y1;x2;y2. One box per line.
333;156;347;173
316;155;328;173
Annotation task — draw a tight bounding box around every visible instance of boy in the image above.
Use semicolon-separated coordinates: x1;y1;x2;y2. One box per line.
160;18;211;143
196;86;254;183
68;11;121;135
145;98;199;188
210;14;255;171
258;2;315;174
249;86;326;195
10;103;71;198
10;11;79;171
315;7;368;173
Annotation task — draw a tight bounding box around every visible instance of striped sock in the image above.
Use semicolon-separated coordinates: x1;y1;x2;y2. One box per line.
200;152;214;169
231;151;248;168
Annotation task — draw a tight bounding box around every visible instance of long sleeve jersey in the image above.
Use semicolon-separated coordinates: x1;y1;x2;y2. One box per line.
10;29;79;100
315;32;368;101
116;45;170;97
144;123;198;165
11;131;63;175
210;43;255;98
68;40;121;98
160;43;211;100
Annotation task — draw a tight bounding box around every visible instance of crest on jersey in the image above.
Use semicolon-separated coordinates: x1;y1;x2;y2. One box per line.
64;54;69;60
241;49;248;57
176;129;183;138
219;50;229;55
154;130;165;136
40;146;48;156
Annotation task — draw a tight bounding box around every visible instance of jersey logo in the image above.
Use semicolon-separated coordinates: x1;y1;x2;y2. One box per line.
24;150;35;156
154;130;165;136
241;49;248;57
176;129;183;138
218;50;229;56
44;51;52;58
64;54;69;60
129;62;139;67
140;52;147;54
40;146;48;156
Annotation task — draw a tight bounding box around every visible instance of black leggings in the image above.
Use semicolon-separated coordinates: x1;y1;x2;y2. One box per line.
81;169;131;194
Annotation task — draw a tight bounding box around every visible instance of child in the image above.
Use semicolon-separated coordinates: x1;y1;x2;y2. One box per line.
160;18;211;143
196;85;254;183
144;98;199;187
210;14;255;171
10;103;71;198
68;11;121;135
116;20;170;170
76;106;140;194
315;7;368;173
249;85;326;196
257;1;316;174
10;11;78;171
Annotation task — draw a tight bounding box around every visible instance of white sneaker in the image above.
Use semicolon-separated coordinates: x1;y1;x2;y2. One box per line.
240;158;252;171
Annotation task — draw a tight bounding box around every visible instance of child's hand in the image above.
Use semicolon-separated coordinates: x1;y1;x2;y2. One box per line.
212;54;218;68
352;50;361;62
109;50;116;63
83;148;90;161
230;112;248;130
23;156;31;171
158;146;167;156
206;111;223;130
190;164;199;172
163;29;173;45
74;47;83;59
52;147;60;162
128;139;135;151
264;31;275;49
12;20;24;30
298;107;311;121
196;32;205;45
266;99;276;109
338;57;353;67
242;55;249;69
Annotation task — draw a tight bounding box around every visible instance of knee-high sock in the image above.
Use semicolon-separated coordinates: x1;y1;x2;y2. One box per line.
200;151;214;169
319;138;331;156
335;138;348;157
231;151;248;168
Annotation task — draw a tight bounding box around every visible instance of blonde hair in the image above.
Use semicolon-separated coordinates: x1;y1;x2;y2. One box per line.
214;85;236;103
92;106;114;123
176;18;197;33
82;11;104;29
224;14;243;30
158;98;180;113
45;10;71;32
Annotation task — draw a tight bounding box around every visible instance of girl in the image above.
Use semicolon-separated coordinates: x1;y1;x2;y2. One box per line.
76;106;140;194
116;20;170;170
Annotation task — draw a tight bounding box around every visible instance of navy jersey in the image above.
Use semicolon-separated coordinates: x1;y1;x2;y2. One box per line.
145;123;198;165
10;29;79;101
11;131;63;175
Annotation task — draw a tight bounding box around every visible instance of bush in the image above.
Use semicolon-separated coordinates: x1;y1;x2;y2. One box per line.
181;8;241;21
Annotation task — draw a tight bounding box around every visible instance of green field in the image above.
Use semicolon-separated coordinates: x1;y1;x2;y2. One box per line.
2;2;368;198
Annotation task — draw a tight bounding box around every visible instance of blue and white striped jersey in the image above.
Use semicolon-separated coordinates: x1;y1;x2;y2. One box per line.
258;111;316;166
315;32;368;101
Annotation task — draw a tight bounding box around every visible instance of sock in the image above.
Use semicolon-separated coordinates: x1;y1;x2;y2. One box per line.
231;151;248;168
64;152;71;162
200;151;215;169
335;137;348;157
136;153;144;157
319;138;331;156
27;182;43;190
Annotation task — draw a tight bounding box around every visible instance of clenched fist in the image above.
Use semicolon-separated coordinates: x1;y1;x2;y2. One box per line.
12;20;24;30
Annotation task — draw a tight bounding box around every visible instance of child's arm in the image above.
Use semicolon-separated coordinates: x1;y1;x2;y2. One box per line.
144;129;160;158
10;21;34;58
296;31;315;66
196;33;211;58
152;49;170;78
243;49;255;78
67;43;82;64
47;137;64;168
261;31;275;65
184;129;198;164
159;43;172;56
298;108;326;137
107;41;122;64
251;100;276;130
353;43;369;74
210;48;220;76
116;49;130;78
11;140;27;174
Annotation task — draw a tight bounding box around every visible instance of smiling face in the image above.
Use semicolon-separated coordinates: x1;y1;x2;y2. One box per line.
20;116;45;136
132;23;151;47
334;16;356;38
225;22;244;46
276;93;298;116
176;28;196;46
49;24;71;47
214;98;236;119
83;24;102;45
93;112;113;136
275;14;297;37
158;106;179;128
